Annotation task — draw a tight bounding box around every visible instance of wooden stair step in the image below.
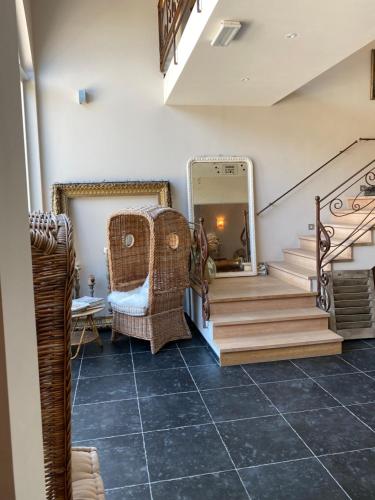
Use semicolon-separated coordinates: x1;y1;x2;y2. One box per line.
283;248;318;270
346;196;375;210
216;330;343;365
268;261;316;290
211;307;328;327
298;235;353;259
216;330;342;353
326;223;372;243
268;261;315;279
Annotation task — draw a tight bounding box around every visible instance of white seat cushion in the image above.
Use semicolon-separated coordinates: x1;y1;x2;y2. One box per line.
108;276;149;317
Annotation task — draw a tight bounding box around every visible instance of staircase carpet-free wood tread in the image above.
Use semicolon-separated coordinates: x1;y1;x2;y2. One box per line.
268;261;316;279
208;275;316;303
211;307;329;326
284;248;315;259
215;330;343;353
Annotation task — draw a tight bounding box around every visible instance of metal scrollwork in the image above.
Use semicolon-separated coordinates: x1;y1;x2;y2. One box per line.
316;217;332;312
189;219;210;325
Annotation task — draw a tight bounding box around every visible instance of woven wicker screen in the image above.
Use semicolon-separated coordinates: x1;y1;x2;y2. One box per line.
30;212;74;500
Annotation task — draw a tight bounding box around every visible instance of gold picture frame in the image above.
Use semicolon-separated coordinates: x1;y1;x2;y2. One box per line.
52;181;172;328
371;50;375;100
52;180;172;215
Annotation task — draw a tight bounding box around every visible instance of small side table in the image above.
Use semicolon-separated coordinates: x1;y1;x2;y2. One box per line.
71;306;104;359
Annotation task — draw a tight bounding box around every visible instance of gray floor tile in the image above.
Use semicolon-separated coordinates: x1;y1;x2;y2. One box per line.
201;384;277;422
294;356;359;377
180;346;218;367
75;373;136;405
321;448;375;500
133;349;184;372
217;415;311;468
240;458;347;500
242;360;306;383
260;378;337;413
135;368;195;397
139;392;210;432
152;471;249;500
315;372;375;405
285;407;375;455
105;485;151;500
145;424;233;482
78;434;148;489
340;349;375;372
84;337;130;357
190;365;252;390
73;399;141;441
348;402;375;430
80;353;133;378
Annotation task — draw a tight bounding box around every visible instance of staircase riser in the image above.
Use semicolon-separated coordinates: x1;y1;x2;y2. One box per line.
330;212;375;226
284;252;317;271
220;342;341;366
328;226;372;243
268;266;313;291
210;296;316;315
213;317;328;339
299;238;352;259
346;198;375;211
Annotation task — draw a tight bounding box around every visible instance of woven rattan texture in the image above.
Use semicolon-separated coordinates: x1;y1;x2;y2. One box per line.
108;207;192;353
30;212;75;500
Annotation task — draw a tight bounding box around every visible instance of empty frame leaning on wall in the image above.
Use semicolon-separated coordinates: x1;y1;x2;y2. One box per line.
52;181;172;326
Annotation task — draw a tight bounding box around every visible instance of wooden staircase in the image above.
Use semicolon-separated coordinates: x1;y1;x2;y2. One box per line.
205;276;342;366
268;196;375;291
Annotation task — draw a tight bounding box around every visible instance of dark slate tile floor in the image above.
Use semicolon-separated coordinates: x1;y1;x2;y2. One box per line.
72;330;375;499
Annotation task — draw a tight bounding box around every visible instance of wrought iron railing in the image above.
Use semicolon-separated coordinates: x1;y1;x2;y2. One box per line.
316;157;375;311
158;0;200;74
189;218;210;325
257;138;375;216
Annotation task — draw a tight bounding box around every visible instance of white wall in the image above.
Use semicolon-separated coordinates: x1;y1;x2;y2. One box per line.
31;0;375;276
0;0;46;498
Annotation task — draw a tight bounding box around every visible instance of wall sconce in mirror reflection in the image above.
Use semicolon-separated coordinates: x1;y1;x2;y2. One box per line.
216;216;225;230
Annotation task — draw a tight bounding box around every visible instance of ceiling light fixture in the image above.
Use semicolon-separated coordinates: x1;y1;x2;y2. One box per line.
211;20;242;47
284;32;299;39
241;76;250;82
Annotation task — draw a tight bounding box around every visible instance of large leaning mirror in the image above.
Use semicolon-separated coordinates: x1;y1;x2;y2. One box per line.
187;156;257;277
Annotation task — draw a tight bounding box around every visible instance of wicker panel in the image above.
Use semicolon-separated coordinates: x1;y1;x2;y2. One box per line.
30;212;74;500
108;207;192;353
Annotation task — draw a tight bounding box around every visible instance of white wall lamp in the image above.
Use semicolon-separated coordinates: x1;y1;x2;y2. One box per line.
211;20;242;47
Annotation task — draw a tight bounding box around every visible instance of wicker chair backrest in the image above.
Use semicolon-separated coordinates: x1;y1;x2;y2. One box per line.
30;212;74;500
107;206;191;314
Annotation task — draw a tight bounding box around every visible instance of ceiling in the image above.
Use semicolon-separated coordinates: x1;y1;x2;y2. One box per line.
164;0;375;106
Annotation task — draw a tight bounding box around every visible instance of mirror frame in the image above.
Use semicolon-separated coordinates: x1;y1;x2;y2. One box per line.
187;156;257;277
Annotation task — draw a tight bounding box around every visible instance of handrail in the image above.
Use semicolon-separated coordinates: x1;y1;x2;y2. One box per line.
257;138;375;216
316;154;375;312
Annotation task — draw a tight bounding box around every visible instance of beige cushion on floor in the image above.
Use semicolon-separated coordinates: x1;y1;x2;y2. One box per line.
72;447;105;500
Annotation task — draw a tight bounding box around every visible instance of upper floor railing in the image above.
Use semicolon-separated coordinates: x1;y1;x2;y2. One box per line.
257;138;375;216
158;0;200;74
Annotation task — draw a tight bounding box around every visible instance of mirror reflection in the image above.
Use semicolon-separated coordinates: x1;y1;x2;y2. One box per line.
190;159;256;276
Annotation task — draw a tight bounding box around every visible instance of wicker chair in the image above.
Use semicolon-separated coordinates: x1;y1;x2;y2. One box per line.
107;206;192;353
30;212;105;500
